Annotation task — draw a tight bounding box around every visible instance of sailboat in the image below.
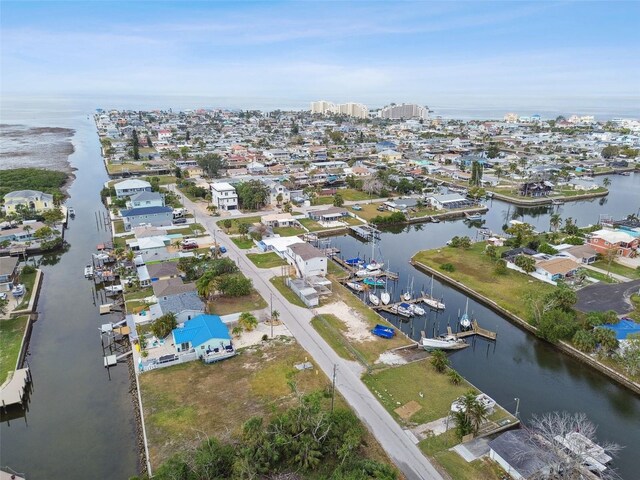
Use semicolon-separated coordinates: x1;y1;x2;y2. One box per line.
369;292;380;306
364;237;384;271
403;277;413;301
420;333;468;351
346;281;365;292
423;275;446;310
459;298;472;331
363;277;385;287
409;303;426;316
381;262;391;305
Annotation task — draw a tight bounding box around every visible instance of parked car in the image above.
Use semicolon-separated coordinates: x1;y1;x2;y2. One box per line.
181;241;198;250
352;204;362;211
377;205;386;211
173;217;187;224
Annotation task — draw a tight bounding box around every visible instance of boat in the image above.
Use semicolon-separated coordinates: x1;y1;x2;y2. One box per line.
420;334;468;351
369;292;380;306
11;284;25;297
381;291;391;305
371;324;395;339
465;213;483;221
363;277;385;287
423;275;446;310
392;302;414;318
486;191;494;198
346;281;365;292
84;264;94;278
617;171;630;176
104;285;124;294
409;303;426;316
68;207;76;217
459;298;472;330
366;260;384;271
345;257;364;266
551;199;564;205
430;216;441;223
356;267;382;277
403;277;413;301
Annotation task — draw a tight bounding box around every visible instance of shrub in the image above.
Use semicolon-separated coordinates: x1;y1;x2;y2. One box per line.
22;265;36;275
440;263;455;272
494;259;508;275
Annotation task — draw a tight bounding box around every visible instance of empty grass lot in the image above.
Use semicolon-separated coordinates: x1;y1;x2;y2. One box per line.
216;216;262;235
208;290;267;316
272;225;305;237
311;314;357;361
413;242;555;319
246;252;287;269
298;217;336;232
593;260;640;279
231;236;254;249
0;315;29;383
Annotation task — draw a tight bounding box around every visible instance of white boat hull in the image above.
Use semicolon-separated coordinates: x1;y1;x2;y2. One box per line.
381;292;390;305
369;293;380;306
423;298;446;310
421;336;468;351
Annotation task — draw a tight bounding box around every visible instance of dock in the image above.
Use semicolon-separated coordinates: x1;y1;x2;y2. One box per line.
0;367;32;411
447;321;497;341
349;225;381;241
373;295;433;313
332;256;399;281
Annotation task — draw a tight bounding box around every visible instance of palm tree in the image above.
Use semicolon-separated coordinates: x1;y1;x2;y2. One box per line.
238;312;258;332
271;309;280;324
549;213;562;232
602;176;611;188
430;350;450;373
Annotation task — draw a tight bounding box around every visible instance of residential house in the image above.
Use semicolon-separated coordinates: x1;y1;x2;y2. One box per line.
3;190;55;214
0;256;19;292
172;314;233;358
488;430;554;480
384;198;421;213
286;242;327;277
569;178;599;191
121;206;173;230
307;207;349;223
536;257;581;282
519;182;552;197
378;149;402;162
114;179;153;198
153;277;205;315
146;261;181;282
265;181;291;206
261;213;297;228
425;193;471;210
0;221;47;244
587;229;639;257
127;191;164;209
556;244;598;264
210;182;238;211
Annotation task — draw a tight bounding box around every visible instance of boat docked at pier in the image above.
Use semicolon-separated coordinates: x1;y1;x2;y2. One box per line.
391;302;414;318
420;333;468;351
346;281;365;292
363;277;385;287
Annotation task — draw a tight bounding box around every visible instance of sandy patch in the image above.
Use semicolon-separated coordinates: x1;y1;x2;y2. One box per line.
395;400;422;420
376;351;407;365
234;321;293;350
315;301;373;342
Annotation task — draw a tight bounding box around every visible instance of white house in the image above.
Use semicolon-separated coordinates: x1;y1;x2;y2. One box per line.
569;178;599;191
128;191;165;209
114;179;153;198
425;193;469;210
210;182;238;211
285;242;327;277
265;181;291;206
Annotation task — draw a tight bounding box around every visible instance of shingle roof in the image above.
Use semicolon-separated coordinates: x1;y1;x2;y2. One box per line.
172;314;229;347
488;430;551;478
121;206;173;217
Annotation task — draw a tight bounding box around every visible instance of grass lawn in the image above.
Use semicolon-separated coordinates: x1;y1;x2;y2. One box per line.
113;234;134;249
106;162;148;175
311;314;357;361
113;219;125;234
298;217;336;232
582;268;618;284
231;236;254;249
328;259;347;277
139;339;393;471
341;215;365;226
419;430;505;480
273;226;305;237
217;215;262;235
144;174;176;185
593;260;640;279
363;360;473;426
270;276;306;308
0;315;29;383
126;299;149;314
208;290;267;316
353;203;390;222
246;252;287;269
413;242;555;320
169;223;206;237
15;270;37;310
124;287;154;301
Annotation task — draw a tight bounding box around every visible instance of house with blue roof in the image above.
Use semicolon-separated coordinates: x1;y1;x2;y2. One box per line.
121;205;173;230
172;314;234;360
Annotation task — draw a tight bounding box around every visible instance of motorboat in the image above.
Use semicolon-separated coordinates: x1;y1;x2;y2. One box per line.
11;284;25;297
363;277;385;287
356;267;382;277
465;213;483;221
423;297;446;311
420;334;468;351
346;281;365;292
371;324;395;339
369;292;380;306
68;207;76;217
366;260;384;271
381;291;391;305
409;303;426;316
392;302;414;318
104;285;124;294
84;264;94;278
345;257;364;266
551;199;564;205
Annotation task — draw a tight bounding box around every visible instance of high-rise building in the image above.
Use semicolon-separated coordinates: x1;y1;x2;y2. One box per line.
310;100;369;119
503;112;519;123
379;103;429;120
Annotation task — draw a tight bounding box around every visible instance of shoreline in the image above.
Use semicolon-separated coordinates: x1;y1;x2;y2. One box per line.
410;258;640;396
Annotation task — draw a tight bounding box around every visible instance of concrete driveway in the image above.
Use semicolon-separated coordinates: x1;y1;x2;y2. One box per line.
575;279;640;314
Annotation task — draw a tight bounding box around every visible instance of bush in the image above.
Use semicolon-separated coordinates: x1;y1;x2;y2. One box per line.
218;274;252;297
440;263;455;272
537;243;558;255
371;211;406;225
494;259;508;275
22;265;36;275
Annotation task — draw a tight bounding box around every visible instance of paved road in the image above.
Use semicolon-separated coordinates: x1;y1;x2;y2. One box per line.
173;187;443;480
575;279;640;314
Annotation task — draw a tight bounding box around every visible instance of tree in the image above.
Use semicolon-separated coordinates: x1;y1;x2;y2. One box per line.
514;254;536;273
42;208;65;226
151;312;177;339
452;391;488;438
333;193;344;207
485;244;497;259
430;350;450;373
494;258;508;275
237;222;250;238
603;246;619;279
222;219;232;232
448;370;463;385
549;213;562;232
469;161;483;186
34;226;55;240
601;145;619;159
271;309;280;324
602;176;611;188
572;329;596;353
197;153;226;178
506;222;535;247
283;202;293;213
146;134;153;148
236;180;270;210
487;144;500;159
594;327;618;353
131;129;140;160
0;297;8;315
524;412;621;480
218;274;252;297
617;333;640;376
238;312;258;332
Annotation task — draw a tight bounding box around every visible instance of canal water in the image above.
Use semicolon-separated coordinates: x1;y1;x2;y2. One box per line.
0;103;138;479
330;173;640;479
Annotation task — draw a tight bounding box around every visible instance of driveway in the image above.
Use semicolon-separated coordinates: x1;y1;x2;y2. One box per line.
575;279;640;314
174;187;444;480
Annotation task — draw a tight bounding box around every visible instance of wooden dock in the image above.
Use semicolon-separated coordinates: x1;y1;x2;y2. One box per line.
0;367;32;411
373;295;431;313
332;256;399;281
447;321;497;341
349;225;381;240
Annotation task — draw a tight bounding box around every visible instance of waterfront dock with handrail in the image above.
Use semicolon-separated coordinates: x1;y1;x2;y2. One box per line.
332;255;399;280
447;321;497;341
349;225;381;240
0;367;32;411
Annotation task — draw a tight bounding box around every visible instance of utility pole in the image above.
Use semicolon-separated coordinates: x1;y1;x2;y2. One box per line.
270;292;273;339
514;397;520;418
331;364;337;412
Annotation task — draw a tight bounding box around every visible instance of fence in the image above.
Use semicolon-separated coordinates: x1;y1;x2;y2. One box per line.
139;350;198;372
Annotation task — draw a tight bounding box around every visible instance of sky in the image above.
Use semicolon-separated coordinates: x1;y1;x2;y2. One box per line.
1;1;639;110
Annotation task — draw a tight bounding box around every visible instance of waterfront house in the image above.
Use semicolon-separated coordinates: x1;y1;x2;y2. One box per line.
0;221;47;244
569;178;599;191
285;242;327;278
556;244;598;264
424;193;470;210
261;213;297;228
384;198;421;213
154;278;204;315
121;206;173;230
307;207;349;223
587;229;639;257
3;190;55;214
146;261;181;282
172;314;233;358
210;182;238;211
0;256;19;293
114;179;152;198
488;430;554;480
519;181;552;197
127;191;164;209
